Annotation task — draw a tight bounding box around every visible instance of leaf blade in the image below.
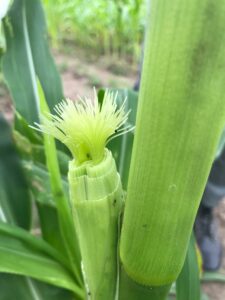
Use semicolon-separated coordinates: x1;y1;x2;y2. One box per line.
2;0;63;123
36;80;83;286
0;114;31;228
176;234;201;300
0;222;83;298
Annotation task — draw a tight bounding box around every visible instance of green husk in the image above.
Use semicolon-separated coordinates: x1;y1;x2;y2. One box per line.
120;0;225;288
68;149;124;300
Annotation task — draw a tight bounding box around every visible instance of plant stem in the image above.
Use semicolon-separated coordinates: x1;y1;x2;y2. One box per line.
119;267;171;300
120;0;225;288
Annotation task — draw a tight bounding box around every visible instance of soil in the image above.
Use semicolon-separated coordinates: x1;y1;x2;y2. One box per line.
0;50;225;299
54;49;137;99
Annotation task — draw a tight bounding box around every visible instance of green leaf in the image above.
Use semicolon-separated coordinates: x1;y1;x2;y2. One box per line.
2;0;63;123
22;160;69;206
0;115;78;299
0;0;76;289
0;222;83;298
0;222;70;269
176;234;201;300
0;274;74;300
0;114;31;229
22;159;69;255
13;122;70;176
14;112;43;145
36;203;66;255
36;80;83;287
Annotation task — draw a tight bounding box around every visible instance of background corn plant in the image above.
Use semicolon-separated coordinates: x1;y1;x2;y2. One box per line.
0;0;225;299
42;0;146;62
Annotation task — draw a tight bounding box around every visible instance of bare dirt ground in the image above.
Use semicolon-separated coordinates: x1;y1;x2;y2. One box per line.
0;50;225;299
54;50;137;99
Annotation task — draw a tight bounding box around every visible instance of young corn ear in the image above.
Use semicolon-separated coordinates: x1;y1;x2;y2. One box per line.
68;149;124;299
120;0;225;290
33;90;129;299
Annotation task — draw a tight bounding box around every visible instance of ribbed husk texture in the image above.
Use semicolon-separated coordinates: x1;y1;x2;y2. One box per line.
69;149;124;300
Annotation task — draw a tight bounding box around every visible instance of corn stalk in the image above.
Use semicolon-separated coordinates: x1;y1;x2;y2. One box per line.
119;0;225;298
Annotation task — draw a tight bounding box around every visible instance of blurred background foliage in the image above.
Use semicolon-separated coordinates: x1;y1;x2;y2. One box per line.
42;0;147;63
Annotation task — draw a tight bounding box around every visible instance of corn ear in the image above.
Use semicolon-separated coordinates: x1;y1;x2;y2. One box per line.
69;149;124;299
32;89;129;299
120;0;225;287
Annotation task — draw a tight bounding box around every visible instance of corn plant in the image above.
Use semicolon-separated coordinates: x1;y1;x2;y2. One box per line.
1;0;225;299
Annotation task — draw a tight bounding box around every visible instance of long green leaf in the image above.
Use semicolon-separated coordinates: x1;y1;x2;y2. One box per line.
0;274;74;300
2;0;63;123
0;0;76;293
36;80;83;286
0;222;83;298
176;234;200;300
13;126;64;252
0;222;68;266
14;112;43;145
22;159;69;254
0;116;76;299
22;160;69;206
0;114;31;228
